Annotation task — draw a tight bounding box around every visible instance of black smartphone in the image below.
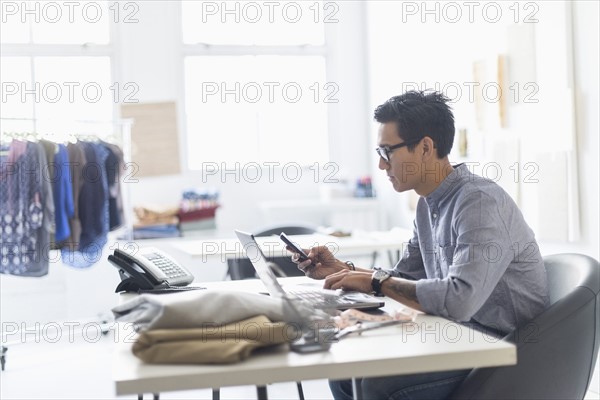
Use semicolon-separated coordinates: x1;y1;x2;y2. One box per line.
280;232;310;262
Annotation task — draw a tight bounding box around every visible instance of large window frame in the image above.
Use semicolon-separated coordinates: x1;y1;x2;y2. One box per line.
0;13;119;127
178;2;334;171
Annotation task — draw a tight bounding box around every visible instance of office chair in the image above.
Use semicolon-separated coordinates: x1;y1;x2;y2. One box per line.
451;253;600;400
227;225;317;280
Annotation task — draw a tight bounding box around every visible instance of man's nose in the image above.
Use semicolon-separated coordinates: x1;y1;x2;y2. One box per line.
378;157;388;170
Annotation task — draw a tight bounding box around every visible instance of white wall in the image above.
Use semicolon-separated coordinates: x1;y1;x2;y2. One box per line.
571;1;599;260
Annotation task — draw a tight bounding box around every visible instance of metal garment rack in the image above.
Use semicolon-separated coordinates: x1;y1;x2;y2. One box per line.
0;117;134;371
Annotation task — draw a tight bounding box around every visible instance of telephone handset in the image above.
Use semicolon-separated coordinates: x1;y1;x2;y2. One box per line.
108;247;198;293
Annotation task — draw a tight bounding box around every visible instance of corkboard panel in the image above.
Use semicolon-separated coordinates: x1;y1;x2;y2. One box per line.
121;102;181;177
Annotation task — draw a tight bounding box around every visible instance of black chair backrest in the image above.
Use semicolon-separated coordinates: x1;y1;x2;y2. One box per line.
545;253;599;304
451;254;600;400
228;225;317;280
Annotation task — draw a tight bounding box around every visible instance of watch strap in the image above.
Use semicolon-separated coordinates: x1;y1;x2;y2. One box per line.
371;270;390;296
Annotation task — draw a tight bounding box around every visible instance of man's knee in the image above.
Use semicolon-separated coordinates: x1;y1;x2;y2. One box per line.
362;371;470;400
361;377;390;399
329;379;355;400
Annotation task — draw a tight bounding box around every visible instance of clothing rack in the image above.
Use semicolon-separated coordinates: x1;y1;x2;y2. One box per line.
0;117;134;371
0;117;134;240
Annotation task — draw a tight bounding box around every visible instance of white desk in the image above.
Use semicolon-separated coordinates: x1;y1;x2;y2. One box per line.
113;278;516;398
259;198;384;231
169;228;412;264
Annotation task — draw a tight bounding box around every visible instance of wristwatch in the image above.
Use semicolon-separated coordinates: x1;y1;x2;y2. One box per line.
371;269;391;296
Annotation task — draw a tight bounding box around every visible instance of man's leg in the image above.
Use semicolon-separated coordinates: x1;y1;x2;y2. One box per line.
329;369;470;400
329;379;358;400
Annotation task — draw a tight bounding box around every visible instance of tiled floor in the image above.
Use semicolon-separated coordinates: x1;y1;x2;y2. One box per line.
1;330;598;400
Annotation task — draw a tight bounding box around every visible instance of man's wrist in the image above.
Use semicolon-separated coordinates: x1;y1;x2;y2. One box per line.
371;269;392;296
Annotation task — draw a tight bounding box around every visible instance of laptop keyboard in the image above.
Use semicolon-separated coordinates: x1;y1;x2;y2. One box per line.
287;290;354;307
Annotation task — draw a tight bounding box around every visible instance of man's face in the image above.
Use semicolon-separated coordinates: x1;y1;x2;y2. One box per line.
377;123;420;193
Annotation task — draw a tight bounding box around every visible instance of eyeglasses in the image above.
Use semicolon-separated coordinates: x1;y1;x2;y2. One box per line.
375;139;421;163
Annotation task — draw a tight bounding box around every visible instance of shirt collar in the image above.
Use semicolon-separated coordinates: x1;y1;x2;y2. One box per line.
424;163;468;206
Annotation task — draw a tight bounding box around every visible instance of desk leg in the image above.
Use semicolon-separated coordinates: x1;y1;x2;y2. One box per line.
136;394;159;400
296;382;305;400
212;388;220;400
352;378;362;400
256;385;268;400
1;346;7;371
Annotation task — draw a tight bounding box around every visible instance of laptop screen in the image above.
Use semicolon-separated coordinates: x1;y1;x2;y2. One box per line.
234;230;286;296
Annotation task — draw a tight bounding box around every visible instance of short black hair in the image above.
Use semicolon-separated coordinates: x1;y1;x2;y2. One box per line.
373;90;455;158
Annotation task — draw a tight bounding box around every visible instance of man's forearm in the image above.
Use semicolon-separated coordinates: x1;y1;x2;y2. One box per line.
381;278;424;312
338;260;372;273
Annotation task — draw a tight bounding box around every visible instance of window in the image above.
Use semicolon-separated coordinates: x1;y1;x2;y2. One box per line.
1;1;113;134
181;1;333;169
0;0;110;45
182;1;325;46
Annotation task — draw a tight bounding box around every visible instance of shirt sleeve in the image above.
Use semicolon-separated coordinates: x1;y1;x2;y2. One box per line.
391;220;426;280
415;191;514;322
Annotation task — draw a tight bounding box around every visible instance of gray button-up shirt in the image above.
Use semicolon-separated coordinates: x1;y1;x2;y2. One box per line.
392;164;549;334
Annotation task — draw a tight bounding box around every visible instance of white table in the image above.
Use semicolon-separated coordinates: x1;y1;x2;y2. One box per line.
259;198;384;232
113;278;516;399
169;228;412;265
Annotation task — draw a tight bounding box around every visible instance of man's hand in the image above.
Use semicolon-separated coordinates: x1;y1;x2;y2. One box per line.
323;269;373;293
288;245;347;280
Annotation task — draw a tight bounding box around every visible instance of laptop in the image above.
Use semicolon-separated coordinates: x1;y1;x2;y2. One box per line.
234;230;384;310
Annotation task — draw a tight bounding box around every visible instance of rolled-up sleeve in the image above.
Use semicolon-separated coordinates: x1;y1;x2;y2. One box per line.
415;192;514;322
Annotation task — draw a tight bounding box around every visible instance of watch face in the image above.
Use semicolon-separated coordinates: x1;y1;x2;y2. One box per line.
374;270;390;281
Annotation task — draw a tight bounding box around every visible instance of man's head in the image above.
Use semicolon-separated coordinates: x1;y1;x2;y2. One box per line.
374;91;455;195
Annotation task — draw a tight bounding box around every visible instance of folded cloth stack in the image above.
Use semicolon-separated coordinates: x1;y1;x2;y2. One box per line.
133;205;180;227
112;290;300;364
133;205;180;239
132;315;292;364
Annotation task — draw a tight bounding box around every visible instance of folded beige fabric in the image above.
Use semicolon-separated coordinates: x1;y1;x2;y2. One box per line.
133;216;179;228
134;206;179;222
132;315;296;364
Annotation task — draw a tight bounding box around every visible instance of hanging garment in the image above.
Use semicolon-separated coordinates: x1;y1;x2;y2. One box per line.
0;141;54;276
61;142;109;268
102;142;125;230
51;144;74;243
60;142;86;250
39;139;58;247
30;142;56;275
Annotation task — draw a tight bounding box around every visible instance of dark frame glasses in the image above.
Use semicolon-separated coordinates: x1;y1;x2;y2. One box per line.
375;139;421;163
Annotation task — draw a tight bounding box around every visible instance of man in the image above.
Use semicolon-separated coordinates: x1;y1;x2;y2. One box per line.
291;91;549;400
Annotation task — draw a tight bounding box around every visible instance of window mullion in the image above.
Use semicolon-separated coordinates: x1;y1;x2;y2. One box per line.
1;43;113;57
182;44;327;57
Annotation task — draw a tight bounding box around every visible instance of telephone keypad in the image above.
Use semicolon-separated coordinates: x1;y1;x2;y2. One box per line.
147;252;187;279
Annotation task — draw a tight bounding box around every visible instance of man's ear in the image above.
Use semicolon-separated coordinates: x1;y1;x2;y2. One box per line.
421;136;435;160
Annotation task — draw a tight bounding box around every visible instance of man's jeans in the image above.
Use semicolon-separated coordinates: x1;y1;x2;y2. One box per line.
329;369;471;400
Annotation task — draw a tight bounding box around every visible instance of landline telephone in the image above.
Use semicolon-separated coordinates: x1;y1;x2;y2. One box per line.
108;247;203;293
